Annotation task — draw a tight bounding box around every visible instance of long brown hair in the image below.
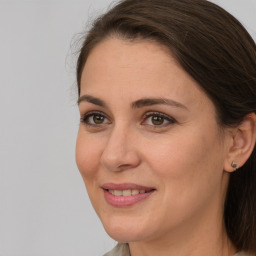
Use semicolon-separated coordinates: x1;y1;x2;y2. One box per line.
76;0;256;253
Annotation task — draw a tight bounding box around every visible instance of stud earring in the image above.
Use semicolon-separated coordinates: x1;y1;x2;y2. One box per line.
231;161;238;171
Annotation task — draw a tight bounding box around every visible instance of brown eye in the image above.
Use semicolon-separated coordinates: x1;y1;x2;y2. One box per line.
81;112;110;126
151;116;164;125
93;114;105;124
142;112;176;127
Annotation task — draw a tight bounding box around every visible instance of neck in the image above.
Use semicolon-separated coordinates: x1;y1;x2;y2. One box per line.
129;196;237;256
129;223;236;256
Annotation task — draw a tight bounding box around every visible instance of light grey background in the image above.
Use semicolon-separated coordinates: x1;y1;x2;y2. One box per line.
0;0;255;256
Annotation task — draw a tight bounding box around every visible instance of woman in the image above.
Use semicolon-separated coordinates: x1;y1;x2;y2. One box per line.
75;0;256;255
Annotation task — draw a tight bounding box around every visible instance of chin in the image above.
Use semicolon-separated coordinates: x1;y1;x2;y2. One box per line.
105;227;146;243
100;215;150;243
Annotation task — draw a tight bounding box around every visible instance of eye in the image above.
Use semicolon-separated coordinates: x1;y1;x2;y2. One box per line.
81;111;110;126
142;112;176;127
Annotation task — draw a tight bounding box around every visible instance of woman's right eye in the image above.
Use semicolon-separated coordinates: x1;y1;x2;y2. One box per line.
81;112;110;126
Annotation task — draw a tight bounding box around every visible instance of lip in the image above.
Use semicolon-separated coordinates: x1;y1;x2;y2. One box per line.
102;183;156;207
102;183;155;191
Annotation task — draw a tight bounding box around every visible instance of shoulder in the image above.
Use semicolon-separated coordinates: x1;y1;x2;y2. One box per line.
103;243;130;256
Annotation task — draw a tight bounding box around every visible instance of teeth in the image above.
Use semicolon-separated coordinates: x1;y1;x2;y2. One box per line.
132;189;139;195
108;189;147;196
114;190;123;196
123;190;131;196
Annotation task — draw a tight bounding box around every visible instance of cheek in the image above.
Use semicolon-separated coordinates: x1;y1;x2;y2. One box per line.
145;133;208;174
75;131;102;180
140;130;225;228
144;126;224;196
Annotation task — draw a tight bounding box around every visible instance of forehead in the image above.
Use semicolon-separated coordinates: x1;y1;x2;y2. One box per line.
80;37;210;109
83;37;176;74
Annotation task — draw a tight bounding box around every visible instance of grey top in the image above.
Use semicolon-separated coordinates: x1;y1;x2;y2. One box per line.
103;243;250;256
103;243;130;256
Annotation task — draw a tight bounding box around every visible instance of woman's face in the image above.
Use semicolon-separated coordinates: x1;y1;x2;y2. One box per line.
76;38;231;243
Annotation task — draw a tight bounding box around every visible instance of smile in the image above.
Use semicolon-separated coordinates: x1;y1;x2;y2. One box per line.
108;189;146;196
102;183;155;207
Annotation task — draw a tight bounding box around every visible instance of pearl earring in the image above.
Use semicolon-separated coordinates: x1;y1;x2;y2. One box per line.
231;161;238;171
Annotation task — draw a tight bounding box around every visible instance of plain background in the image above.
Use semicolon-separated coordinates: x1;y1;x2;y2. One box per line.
0;0;255;255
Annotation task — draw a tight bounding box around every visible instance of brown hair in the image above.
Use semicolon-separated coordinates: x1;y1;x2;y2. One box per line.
76;0;256;252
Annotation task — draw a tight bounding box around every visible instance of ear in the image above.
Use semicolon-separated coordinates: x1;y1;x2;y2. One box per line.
224;113;256;173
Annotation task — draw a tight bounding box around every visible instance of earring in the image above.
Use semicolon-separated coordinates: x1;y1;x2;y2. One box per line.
231;161;238;171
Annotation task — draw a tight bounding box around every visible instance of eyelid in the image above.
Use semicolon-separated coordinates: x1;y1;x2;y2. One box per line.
80;110;176;128
80;110;111;126
141;111;176;126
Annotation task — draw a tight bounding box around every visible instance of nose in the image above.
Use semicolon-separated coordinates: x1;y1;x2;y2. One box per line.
100;125;141;172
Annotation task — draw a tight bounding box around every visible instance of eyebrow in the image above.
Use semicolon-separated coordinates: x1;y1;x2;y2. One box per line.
131;98;188;110
77;95;106;107
78;94;188;110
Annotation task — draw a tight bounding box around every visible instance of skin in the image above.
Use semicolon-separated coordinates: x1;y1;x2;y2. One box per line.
76;37;238;256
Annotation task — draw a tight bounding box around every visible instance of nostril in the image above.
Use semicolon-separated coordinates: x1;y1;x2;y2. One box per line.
117;163;135;170
100;130;141;171
100;148;141;172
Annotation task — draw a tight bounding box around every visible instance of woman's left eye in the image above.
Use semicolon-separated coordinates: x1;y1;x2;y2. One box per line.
142;112;176;127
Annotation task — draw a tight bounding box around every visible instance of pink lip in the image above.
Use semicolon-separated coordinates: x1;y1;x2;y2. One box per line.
102;183;154;191
102;183;156;207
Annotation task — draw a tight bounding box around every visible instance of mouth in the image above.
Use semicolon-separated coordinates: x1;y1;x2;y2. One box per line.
101;183;156;207
107;189;150;196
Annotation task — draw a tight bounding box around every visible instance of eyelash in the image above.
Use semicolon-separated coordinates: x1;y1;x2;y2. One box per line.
80;111;176;128
142;112;176;127
80;111;110;127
